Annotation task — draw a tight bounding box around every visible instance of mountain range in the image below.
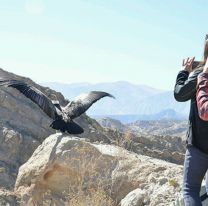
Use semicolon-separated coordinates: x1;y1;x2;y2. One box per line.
41;81;190;122
93;109;187;123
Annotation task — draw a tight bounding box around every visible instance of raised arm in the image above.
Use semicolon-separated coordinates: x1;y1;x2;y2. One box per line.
174;69;202;102
174;57;202;102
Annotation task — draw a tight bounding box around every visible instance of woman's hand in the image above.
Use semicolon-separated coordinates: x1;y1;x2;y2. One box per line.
182;57;195;73
203;57;208;73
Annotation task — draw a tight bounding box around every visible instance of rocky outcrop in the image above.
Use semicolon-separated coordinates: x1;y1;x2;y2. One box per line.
97;117;186;165
120;188;146;206
129;133;186;165
128;120;187;138
97;118;187;139
14;133;183;206
0;189;18;206
105;128;186;165
96;117;127;133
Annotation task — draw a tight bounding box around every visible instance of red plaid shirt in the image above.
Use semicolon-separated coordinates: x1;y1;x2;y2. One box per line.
197;72;208;121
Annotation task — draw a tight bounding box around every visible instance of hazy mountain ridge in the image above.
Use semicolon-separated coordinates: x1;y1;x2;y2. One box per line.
41;81;189;119
93;109;187;124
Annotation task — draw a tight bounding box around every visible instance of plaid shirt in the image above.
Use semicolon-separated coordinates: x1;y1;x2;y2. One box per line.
197;72;208;121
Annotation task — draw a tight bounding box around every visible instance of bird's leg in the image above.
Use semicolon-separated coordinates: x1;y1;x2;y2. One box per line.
55;130;62;135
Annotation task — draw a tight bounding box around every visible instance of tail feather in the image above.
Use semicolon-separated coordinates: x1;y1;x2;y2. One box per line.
50;119;84;134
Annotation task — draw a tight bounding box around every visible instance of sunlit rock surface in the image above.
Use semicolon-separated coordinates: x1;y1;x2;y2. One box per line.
15;133;183;206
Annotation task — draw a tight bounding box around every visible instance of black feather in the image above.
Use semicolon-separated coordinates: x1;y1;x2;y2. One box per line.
0;79;57;119
50;120;84;134
63;91;115;119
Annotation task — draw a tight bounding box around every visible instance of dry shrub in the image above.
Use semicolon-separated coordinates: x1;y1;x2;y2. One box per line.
67;188;114;206
112;129;134;151
65;144;117;206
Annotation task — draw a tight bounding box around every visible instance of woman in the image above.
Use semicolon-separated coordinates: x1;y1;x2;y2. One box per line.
174;35;208;206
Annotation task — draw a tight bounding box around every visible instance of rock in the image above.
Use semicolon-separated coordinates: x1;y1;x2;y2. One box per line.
173;193;184;206
96;117;127;133
0;188;19;206
120;188;146;206
125;133;185;165
158;177;168;185
99;118;186;164
14;133;183;206
128;120;187;138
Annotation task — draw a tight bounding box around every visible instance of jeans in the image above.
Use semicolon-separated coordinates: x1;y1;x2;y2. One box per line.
206;171;208;194
183;145;208;206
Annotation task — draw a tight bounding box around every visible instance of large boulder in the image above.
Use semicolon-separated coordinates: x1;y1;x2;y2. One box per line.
15;133;183;206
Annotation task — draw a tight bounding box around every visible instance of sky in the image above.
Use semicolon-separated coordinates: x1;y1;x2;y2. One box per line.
0;0;207;90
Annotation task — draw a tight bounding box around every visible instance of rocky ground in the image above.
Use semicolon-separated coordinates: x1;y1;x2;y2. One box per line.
128;120;187;138
96;117;187;138
97;118;186;165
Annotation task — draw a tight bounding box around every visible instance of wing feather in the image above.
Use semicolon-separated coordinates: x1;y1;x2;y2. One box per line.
63;91;115;119
0;79;57;119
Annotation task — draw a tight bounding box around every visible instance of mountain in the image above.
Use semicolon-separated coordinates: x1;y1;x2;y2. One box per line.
93;109;187;123
41;81;163;100
41;81;190;120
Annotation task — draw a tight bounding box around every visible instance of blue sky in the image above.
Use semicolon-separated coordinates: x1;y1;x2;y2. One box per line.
0;0;207;90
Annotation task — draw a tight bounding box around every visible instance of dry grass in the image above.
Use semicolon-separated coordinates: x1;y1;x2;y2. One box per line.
110;129;134;151
64;144;117;206
67;188;114;206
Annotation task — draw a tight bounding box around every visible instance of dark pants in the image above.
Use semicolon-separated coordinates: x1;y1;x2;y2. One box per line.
183;146;208;205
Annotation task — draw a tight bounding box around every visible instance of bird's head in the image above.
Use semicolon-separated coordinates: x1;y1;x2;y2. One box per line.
49;94;61;106
49;94;58;101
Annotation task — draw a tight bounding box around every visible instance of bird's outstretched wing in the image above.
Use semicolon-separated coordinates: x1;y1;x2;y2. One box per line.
0;79;57;119
63;91;115;119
